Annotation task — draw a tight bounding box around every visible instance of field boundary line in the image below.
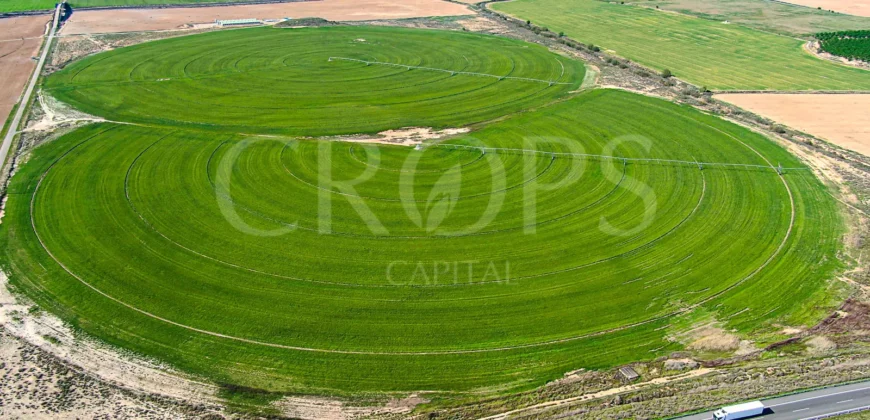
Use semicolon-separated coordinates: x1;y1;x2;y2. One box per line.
328;57;573;86
0;36;44;44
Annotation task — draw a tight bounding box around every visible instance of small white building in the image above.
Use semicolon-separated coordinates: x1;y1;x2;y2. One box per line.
215;18;262;27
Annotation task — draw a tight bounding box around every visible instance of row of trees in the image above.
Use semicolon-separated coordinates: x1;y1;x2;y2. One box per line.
816;30;870;62
816;29;870;41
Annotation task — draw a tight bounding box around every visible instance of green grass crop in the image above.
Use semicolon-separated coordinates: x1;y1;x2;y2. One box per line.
0;26;844;395
0;0;268;13
492;0;870;91
45;26;584;136
637;0;870;37
0;0;55;13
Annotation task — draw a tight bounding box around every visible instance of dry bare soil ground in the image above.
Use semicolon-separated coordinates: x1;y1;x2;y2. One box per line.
779;0;870;17
717;93;870;156
0;15;48;131
60;0;471;34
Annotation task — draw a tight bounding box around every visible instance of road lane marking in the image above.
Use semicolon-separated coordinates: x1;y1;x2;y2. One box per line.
676;383;870;420
792;408;809;412
837;399;854;403
797;404;870;420
768;385;870;407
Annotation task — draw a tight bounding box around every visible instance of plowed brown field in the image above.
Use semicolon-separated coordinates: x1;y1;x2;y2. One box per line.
779;0;870;17
717;93;870;156
0;15;48;131
61;0;471;34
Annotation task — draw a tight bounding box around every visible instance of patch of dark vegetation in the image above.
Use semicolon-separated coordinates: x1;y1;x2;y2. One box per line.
816;30;870;62
274;17;340;28
770;124;787;134
812;299;870;339
217;383;284;417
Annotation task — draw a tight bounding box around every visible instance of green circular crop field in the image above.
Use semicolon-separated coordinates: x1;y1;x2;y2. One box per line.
45;26;584;136
2;26;844;394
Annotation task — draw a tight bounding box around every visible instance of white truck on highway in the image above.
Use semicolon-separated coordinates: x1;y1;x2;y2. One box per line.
712;401;765;420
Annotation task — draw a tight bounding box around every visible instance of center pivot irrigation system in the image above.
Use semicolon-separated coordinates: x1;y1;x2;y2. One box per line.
1;26;843;395
328;56;574;86
432;144;805;174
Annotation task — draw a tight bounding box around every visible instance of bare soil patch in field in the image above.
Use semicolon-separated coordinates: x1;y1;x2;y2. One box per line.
61;0;471;34
778;0;870;17
328;126;470;146
458;16;508;33
0;15;49;130
717;93;870;156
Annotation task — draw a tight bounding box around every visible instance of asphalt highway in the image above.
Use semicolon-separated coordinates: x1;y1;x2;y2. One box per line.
679;381;870;420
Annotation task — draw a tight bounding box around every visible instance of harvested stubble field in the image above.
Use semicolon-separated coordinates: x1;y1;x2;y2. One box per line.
1;0;430;14
780;0;870;18
491;0;870;91
716;93;870;157
0;15;48;131
0;25;845;394
636;0;870;36
59;0;472;35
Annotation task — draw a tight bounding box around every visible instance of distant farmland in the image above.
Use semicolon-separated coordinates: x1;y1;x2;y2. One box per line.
1;26;844;393
492;0;870;91
638;0;870;36
0;0;266;13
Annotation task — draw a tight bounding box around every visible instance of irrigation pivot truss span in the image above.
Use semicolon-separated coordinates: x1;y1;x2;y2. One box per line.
328;57;573;86
433;144;806;174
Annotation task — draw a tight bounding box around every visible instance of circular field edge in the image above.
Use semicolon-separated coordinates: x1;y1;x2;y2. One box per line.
27;122;797;355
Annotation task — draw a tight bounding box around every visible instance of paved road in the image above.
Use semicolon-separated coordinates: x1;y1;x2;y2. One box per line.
679;381;870;420
0;2;62;170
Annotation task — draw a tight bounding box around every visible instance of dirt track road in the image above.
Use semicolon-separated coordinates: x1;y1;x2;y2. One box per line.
61;0;471;34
